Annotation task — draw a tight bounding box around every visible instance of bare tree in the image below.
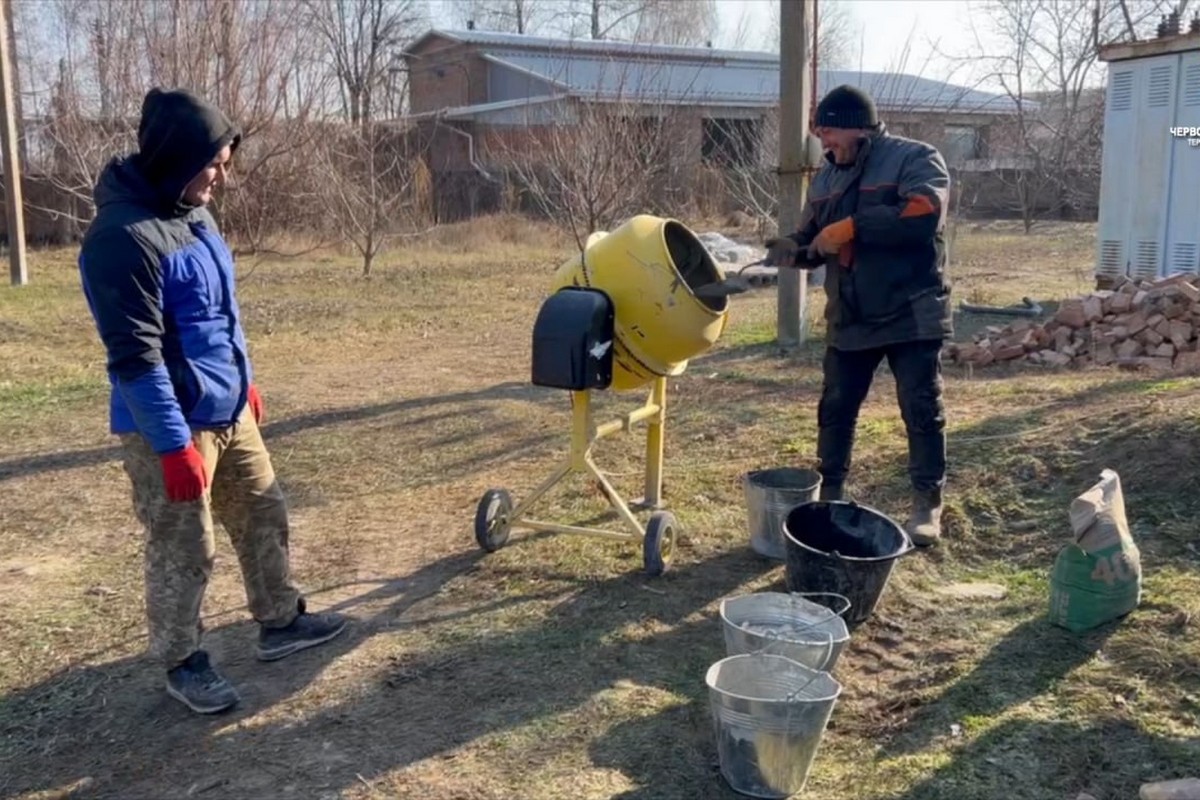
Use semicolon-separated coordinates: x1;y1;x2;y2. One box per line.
1106;0;1189;42
719;2;758;50
313;121;433;276
541;0;716;43
304;0;426;130
708;110;779;238
959;0;1173;230
631;0;718;45
765;0;857;67
491;96;692;250
14;0;343;252
452;0;553;33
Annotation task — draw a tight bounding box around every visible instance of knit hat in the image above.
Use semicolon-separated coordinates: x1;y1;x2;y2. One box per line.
815;85;879;130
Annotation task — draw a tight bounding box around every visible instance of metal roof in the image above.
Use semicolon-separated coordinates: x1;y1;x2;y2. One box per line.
404;95;567;121
408;29;1026;114
403;28;778;63
484;51;778;106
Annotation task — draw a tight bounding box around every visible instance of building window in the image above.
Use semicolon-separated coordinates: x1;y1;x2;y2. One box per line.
943;125;982;164
702;118;760;167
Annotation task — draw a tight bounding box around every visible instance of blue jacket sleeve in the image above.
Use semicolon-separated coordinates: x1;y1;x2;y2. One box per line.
80;228;192;454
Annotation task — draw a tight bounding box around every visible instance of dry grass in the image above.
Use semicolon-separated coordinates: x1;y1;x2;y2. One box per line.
1;216;1198;800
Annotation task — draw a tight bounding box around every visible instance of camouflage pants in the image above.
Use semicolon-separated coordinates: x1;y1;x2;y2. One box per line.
120;408;302;668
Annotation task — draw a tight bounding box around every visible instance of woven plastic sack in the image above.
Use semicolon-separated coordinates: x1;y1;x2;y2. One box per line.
1049;469;1142;632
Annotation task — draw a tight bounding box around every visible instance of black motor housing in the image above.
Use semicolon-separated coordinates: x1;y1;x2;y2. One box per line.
530;287;614;391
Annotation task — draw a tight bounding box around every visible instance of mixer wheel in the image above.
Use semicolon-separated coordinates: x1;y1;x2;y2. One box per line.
475;489;513;552
643;511;676;577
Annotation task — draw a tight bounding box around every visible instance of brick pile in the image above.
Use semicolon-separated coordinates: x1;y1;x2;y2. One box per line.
947;274;1200;372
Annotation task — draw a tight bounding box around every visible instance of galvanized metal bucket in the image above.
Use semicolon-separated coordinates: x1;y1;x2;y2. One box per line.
705;653;843;798
743;468;821;560
719;592;851;673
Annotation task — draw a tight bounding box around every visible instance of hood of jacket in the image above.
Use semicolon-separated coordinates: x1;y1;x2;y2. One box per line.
94;88;241;217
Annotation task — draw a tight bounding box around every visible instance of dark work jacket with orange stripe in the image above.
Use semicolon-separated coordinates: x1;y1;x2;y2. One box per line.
787;127;953;351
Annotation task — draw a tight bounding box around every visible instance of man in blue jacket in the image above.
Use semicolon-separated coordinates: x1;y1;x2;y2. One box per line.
78;88;346;714
768;85;952;547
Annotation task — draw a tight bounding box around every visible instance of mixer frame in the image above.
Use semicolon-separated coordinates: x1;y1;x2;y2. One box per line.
472;375;677;576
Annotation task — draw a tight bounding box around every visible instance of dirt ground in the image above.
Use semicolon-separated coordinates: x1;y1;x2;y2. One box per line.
2;216;1198;800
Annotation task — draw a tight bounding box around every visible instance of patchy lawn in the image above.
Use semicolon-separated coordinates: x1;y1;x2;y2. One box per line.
1;217;1197;800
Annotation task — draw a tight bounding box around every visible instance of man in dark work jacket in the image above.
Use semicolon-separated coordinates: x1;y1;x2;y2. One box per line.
768;85;952;547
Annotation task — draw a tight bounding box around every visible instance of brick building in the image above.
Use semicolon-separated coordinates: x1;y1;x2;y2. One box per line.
399;28;1036;219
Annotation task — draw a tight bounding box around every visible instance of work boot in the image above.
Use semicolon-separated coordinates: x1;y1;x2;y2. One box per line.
257;600;348;662
905;488;944;547
165;650;240;714
819;482;844;502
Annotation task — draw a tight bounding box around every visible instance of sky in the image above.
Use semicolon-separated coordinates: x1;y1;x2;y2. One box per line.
711;0;1008;89
426;0;1024;94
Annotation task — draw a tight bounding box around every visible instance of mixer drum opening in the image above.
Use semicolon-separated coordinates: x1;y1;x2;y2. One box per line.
663;220;726;313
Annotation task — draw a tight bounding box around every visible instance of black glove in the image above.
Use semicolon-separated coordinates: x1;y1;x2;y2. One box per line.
764;237;800;267
765;237;824;268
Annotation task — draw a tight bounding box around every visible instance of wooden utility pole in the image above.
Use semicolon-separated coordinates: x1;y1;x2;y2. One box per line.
776;0;814;348
0;0;25;286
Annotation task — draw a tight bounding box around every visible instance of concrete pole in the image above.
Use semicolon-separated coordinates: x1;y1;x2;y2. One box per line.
0;0;26;286
776;0;813;348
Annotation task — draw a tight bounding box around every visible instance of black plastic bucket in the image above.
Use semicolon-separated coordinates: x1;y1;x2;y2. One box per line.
782;500;915;629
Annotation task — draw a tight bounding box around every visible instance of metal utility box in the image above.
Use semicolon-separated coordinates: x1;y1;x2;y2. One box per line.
1097;32;1200;283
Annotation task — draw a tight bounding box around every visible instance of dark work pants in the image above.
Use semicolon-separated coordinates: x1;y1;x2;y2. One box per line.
816;340;946;494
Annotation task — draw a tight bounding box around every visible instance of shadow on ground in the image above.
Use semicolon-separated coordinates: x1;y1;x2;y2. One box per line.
881;616;1117;758
0;547;773;800
892;716;1200;800
0;381;560;484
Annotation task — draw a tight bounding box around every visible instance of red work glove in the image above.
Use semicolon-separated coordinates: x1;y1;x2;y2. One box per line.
160;443;208;502
811;217;855;256
248;384;264;424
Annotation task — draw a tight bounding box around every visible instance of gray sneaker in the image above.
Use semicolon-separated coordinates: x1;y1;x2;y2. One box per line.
257;608;348;662
165;650;240;714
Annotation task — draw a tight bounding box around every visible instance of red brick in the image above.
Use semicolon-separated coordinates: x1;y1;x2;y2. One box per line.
1055;299;1087;328
1169;320;1193;348
1042;350;1072;366
1175;350;1200;372
1116;339;1143;359
1109;293;1133;313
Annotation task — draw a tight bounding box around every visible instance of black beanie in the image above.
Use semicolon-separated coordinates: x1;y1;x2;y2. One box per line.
815;85;879;129
134;88;241;205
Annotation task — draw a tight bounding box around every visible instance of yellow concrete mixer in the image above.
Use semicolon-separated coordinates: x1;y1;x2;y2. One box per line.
472;214;731;576
552;214;732;391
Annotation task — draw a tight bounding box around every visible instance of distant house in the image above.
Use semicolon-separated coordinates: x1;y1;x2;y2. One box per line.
399;28;1035;218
